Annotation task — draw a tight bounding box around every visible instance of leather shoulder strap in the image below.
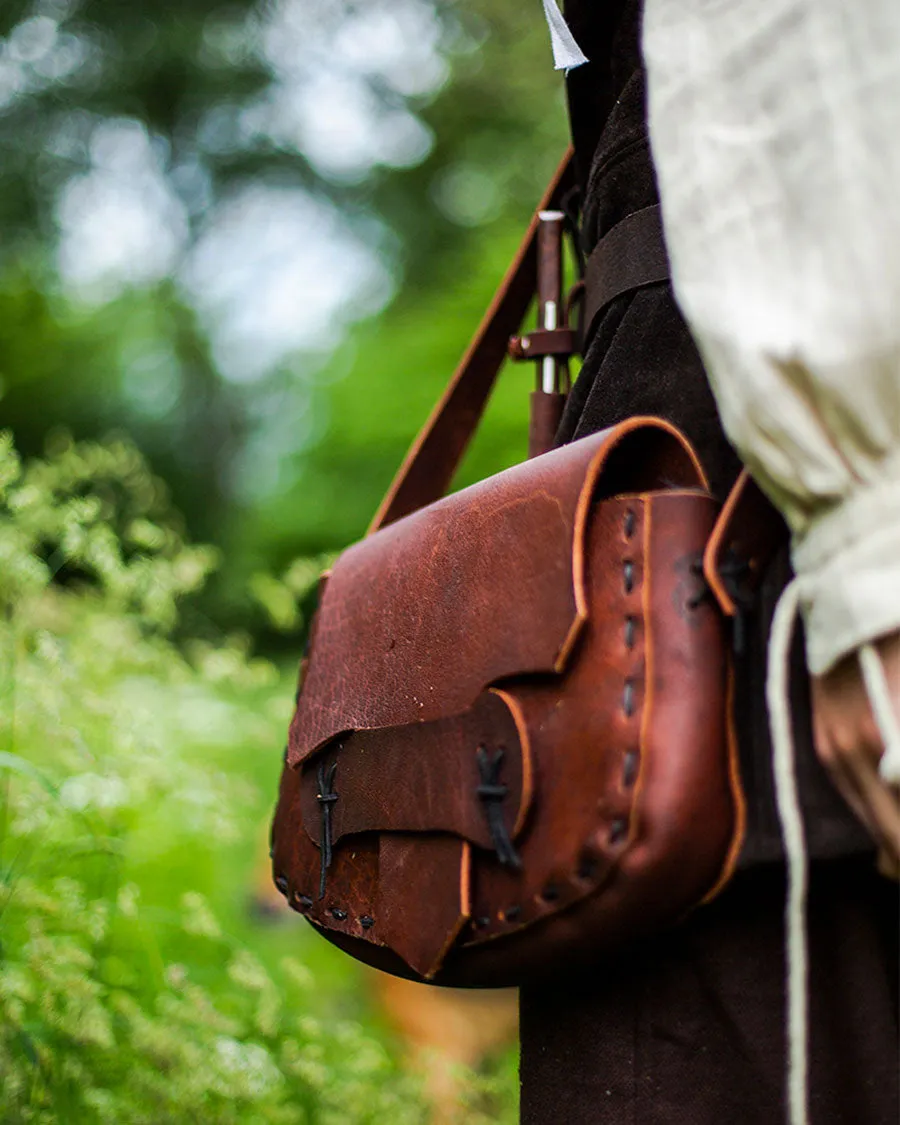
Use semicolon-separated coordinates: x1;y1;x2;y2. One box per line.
369;150;575;534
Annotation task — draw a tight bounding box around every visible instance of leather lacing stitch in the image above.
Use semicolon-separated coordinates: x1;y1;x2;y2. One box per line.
475;505;642;933
476;746;522;869
274;751;378;930
273;875;371;925
616;509;640;840
315;760;338;900
290;500;656;941
273;878;375;933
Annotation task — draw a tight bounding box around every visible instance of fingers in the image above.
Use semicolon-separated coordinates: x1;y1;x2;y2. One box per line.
877;847;900;881
820;750;880;839
811;673;900;863
849;754;900;860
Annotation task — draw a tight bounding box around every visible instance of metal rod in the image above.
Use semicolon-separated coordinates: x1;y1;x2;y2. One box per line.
536;210;566;395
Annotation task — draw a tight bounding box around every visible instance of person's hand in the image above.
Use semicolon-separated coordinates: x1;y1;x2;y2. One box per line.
811;631;900;874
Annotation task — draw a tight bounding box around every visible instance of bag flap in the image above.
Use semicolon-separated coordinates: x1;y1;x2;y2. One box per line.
287;417;706;768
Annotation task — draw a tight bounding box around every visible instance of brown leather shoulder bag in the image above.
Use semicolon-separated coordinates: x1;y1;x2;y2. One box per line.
270;153;777;987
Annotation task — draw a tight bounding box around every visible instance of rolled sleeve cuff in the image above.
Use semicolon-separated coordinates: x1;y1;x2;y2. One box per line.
792;452;900;675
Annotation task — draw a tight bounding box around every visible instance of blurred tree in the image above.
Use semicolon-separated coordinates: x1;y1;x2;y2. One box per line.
0;0;279;250
0;1;562;256
0;0;568;635
235;0;570;606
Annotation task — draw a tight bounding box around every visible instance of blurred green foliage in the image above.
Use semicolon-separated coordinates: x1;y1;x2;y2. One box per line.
0;2;564;1118
0;0;567;637
0;431;517;1122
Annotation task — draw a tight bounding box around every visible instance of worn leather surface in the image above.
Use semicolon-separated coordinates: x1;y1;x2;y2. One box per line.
297;690;529;853
378;835;471;979
272;420;746;986
440;490;739;984
270;761;381;924
288;420;701;770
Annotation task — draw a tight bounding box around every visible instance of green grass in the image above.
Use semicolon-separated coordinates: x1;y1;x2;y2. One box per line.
0;431;517;1124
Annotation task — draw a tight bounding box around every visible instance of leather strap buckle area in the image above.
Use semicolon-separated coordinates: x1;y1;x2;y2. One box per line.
508;328;578;361
369;150;576;533
582;204;670;350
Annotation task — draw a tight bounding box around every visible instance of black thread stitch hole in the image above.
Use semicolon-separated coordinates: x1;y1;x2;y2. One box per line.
624;561;635;594
502;905;522;923
296;894;313;910
330;907;348;921
623;679;636;718
540;885;560;904
577;854;599;881
624;510;636;539
360;915;375;930
609;818;629;845
476;916;491;929
274;874;289;896
624;616;636;649
622;749;639;788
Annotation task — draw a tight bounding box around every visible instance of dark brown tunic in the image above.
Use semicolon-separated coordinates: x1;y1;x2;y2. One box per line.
519;3;900;1120
556;0;869;868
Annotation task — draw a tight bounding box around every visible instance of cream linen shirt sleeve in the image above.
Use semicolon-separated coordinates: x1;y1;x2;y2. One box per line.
642;0;900;677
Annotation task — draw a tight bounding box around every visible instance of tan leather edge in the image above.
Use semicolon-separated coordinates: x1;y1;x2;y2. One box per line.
557;417;709;673
460;839;471;917
489;687;534;841
700;659;746;903
701;468;749;617
632;415;710;492
614;487;708;501
423;842;472;980
556;423;631;668
578;414;710;518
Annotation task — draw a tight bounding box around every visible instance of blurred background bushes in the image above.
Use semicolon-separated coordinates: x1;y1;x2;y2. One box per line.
0;433;515;1121
0;0;566;641
0;0;566;1119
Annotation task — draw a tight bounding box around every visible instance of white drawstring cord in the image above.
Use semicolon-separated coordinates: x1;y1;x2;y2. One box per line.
540;0;589;71
768;586;900;1125
859;643;900;785
766;578;810;1125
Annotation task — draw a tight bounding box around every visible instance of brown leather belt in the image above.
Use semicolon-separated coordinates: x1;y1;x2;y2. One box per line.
582;204;670;349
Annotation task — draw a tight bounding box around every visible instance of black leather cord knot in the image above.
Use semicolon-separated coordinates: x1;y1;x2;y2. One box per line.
687;556;713;610
476;746;521;869
316;761;338;900
718;552;754;655
688;551;754;655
